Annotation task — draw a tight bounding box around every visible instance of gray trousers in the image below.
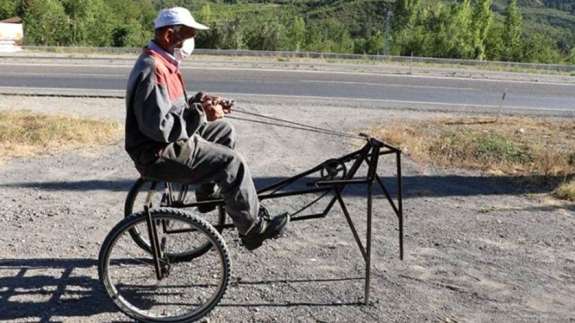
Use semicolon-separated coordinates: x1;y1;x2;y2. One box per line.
144;120;259;234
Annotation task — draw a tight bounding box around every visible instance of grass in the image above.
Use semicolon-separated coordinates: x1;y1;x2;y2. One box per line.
553;179;575;202
371;116;575;201
0;110;121;161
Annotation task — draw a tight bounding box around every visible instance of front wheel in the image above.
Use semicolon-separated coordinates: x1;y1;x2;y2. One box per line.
98;208;231;322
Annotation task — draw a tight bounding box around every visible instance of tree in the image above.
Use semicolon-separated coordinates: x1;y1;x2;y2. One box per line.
365;31;385;55
568;48;575;64
448;0;475;58
390;0;424;56
0;0;17;20
484;20;505;61
472;0;493;60
287;16;305;51
63;0;115;46
502;0;523;61
392;0;420;33
21;0;70;45
521;32;562;63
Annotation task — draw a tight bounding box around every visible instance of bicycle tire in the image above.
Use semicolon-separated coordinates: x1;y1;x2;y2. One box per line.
99;208;231;322
124;178;226;261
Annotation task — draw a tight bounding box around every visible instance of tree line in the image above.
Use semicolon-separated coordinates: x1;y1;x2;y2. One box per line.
0;0;573;64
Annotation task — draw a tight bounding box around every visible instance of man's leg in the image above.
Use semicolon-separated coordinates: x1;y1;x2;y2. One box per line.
197;120;237;149
146;136;258;234
195;120;237;211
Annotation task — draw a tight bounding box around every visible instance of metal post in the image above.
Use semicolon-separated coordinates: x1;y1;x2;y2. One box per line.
145;205;163;280
365;143;379;305
397;151;404;260
365;179;373;304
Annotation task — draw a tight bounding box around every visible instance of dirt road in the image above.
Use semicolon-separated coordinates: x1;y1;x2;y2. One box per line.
0;95;573;322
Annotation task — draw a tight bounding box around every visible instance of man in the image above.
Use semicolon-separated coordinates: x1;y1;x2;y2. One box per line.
125;7;288;250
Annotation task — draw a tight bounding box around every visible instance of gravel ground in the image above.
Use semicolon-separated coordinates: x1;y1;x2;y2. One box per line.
0;95;574;322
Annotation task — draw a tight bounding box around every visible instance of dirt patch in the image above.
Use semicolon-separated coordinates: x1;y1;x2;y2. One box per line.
0;96;574;322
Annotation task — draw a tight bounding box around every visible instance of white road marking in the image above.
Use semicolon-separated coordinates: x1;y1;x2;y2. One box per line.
1;86;570;113
300;79;478;91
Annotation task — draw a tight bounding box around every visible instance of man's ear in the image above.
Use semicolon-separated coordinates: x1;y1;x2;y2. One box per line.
164;28;175;45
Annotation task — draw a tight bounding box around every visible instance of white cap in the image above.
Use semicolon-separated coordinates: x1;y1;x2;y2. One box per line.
154;7;209;31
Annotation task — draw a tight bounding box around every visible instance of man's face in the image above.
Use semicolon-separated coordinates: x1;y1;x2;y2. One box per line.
167;25;196;52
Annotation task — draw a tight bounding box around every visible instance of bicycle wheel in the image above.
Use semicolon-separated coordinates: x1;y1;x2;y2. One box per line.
125;178;226;261
99;208;231;323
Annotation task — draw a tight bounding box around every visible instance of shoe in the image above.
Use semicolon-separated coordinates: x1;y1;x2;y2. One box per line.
240;207;289;251
195;183;218;213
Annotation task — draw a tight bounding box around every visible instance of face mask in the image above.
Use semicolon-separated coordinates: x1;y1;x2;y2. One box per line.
174;38;195;63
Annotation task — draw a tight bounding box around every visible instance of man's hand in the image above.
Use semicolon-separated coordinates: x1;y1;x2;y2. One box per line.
202;97;224;121
201;95;233;121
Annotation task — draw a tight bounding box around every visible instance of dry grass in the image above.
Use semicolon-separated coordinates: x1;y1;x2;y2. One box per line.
553;179;575;201
371;116;575;200
0;110;121;161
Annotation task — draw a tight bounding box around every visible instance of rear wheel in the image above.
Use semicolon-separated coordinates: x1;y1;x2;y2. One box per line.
99;208;231;322
124;178;226;261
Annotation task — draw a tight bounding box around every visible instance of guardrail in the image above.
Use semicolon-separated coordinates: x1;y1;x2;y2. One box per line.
16;46;575;73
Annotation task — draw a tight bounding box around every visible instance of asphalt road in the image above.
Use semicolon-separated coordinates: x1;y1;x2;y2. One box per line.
1;61;574;114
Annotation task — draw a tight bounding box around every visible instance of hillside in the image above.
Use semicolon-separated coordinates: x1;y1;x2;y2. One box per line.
1;0;573;63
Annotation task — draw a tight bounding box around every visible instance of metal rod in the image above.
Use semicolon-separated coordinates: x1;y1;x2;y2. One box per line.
256;164;324;194
397;151;404;261
288;191;332;218
258;187;333;200
375;175;399;215
315;178;369;186
257;145;366;194
290;213;330;222
364;144;379;305
144;206;163;280
365;179;373;305
336;192;367;261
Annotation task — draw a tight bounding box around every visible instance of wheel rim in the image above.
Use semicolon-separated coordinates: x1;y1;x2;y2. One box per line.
101;211;230;322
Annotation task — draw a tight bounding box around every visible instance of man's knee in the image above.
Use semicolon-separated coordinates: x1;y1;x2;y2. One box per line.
216;119;238;149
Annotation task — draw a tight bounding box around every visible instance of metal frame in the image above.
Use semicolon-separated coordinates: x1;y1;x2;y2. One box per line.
158;133;405;304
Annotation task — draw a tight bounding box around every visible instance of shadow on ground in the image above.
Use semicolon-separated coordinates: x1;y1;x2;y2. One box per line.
0;258;116;321
0;258;367;322
0;175;571;201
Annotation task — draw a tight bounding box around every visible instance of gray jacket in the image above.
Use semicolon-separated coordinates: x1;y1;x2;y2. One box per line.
125;42;205;167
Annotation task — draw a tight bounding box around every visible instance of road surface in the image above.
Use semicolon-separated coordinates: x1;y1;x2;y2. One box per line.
0;59;574;115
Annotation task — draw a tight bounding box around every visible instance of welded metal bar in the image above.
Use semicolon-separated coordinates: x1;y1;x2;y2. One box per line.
378;149;397;156
397;151;404;260
375;175;399;215
257;145;366;194
256;164;324;194
315;178;369;186
365;179;373;304
364;144;379;304
258;187;333;200
290;213;331;222
288;191;332;218
180;186;334;209
336;192;367;261
381;141;401;152
144;205;163;280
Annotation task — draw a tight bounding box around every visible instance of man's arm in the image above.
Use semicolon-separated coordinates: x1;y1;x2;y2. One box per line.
132;69;185;142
